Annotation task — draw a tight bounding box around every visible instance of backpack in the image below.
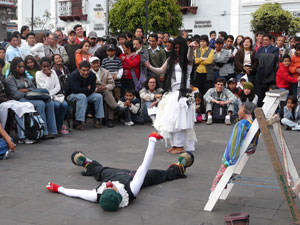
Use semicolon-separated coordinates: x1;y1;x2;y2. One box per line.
16;112;46;140
212;102;227;123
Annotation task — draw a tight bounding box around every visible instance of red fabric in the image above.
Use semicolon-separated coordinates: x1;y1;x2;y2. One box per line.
120;53;140;80
276;63;298;89
210;164;227;191
289;54;300;79
148;132;163;140
75;37;87;45
46;182;60;192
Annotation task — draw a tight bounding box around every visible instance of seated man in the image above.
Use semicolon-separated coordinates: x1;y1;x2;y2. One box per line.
65;60;104;130
204;78;237;125
89;57;126;128
210;102;259;191
46;132;194;211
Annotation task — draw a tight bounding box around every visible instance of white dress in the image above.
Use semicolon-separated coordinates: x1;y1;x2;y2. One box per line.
154;63;197;151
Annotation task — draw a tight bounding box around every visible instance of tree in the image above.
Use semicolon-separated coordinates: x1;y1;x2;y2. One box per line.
109;0;182;35
251;3;300;36
26;10;54;31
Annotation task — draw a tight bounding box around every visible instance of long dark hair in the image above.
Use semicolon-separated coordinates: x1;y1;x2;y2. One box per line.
163;36;188;99
10;57;26;78
24;55;41;71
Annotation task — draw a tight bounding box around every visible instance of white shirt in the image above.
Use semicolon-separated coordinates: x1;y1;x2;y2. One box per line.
35;70;61;96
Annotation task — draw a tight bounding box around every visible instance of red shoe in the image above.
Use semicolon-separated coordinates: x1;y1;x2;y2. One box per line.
46;182;60;193
148;132;163;140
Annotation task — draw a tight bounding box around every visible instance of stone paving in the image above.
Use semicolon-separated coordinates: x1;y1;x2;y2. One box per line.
1;121;300;225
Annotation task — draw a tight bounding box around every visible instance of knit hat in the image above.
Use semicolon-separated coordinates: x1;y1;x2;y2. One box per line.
243;82;254;90
100;189;123;211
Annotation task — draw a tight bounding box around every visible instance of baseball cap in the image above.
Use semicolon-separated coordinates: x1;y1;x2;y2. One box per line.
228;78;237;84
167;37;174;43
89;56;100;63
68;30;76;35
107;44;116;50
88;31;97;39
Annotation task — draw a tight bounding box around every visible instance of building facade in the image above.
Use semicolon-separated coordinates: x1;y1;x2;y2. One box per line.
17;0;300;39
180;0;300;38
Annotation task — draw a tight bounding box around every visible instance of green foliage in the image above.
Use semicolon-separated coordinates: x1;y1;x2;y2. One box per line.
251;3;300;36
109;0;182;35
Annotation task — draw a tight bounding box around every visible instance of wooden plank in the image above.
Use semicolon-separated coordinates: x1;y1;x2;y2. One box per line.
255;108;300;224
272;122;300;199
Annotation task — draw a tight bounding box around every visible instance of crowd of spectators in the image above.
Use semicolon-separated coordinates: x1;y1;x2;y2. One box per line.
0;24;300;159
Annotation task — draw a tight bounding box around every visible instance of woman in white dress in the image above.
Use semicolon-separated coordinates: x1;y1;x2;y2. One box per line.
145;36;196;154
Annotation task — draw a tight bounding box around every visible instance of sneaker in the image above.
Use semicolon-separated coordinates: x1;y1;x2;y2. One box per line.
61;124;67;130
74;121;84;131
225;115;231;125
206;116;213;125
125;121;134;126
58;129;69;135
18;138;36;144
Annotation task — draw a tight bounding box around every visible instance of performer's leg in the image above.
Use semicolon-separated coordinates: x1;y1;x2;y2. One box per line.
46;183;97;202
142;152;194;188
129;132;163;197
169;131;185;154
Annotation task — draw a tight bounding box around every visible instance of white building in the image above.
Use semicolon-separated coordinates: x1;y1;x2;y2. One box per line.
18;0;110;37
181;0;300;38
18;0;300;38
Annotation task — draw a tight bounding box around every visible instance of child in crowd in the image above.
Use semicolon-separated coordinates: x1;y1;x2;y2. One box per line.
237;75;248;90
209;31;216;49
195;92;205;123
101;44;123;101
227;78;241;98
239;82;258;106
289;43;300;96
281;95;300;131
117;89;144;126
276;54;299;91
0;123;16;159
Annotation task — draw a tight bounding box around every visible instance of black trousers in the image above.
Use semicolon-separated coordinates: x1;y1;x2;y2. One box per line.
195;72;213;96
85;160;185;195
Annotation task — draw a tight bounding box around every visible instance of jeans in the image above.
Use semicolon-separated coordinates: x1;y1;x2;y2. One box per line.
54;100;68;130
67;93;104;122
19;98;57;135
281;118;300;130
15;114;25;139
141;102;152;122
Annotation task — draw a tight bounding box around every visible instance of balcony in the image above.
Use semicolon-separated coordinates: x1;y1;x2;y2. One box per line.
0;0;16;8
58;0;87;22
178;0;198;15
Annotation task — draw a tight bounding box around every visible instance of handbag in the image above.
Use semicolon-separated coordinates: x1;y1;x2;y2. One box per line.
53;94;65;103
25;88;50;101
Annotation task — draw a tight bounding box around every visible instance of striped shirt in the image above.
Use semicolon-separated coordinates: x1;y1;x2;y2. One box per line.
102;56;122;73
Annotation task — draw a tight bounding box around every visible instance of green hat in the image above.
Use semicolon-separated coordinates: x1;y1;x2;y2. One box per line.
243;82;254;90
100;189;122;211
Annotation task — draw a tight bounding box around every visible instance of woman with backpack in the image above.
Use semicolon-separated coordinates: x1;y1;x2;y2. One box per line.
119;41;141;96
0;58;36;144
6;57;57;139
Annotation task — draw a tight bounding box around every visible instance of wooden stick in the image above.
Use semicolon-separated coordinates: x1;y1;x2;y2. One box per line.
255;108;300;224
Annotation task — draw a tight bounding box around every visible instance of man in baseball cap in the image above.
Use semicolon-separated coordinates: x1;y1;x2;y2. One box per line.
88;31;101;55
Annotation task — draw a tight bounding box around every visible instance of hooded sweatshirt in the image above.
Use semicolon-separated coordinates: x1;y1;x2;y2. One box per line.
276;63;298;89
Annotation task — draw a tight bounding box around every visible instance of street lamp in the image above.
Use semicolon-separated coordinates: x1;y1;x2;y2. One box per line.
145;0;149;37
31;0;34;31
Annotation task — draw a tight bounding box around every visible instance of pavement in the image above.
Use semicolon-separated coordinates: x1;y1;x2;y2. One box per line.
1;120;300;225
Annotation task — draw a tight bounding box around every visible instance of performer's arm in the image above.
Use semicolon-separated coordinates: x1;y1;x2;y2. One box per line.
129;133;162;197
46;183;98;202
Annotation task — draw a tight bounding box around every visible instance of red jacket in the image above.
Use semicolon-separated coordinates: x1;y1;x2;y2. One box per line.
120;53;140;80
276;63;298;89
289;54;300;79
